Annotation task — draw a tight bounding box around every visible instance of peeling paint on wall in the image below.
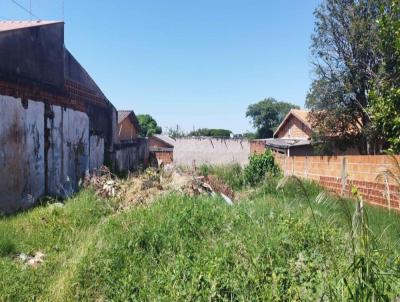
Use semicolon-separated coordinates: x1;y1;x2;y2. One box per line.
89;135;104;171
0;95;45;213
47;106;89;197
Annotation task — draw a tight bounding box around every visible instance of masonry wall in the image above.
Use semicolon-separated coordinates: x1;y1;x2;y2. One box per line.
0;95;45;213
47;105;90;197
275;153;400;210
276;116;311;139
0;94;104;213
150;151;173;166
173;137;250;166
250;140;267;155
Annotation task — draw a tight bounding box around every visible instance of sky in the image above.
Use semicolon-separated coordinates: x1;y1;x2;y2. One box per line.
0;0;321;133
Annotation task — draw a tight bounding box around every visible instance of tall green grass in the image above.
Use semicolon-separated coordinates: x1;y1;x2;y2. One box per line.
0;190;112;301
198;163;245;190
0;178;399;300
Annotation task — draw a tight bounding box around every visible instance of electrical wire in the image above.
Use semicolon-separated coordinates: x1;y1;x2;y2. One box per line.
9;0;41;20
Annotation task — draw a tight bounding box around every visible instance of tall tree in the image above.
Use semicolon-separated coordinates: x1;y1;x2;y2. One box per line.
306;0;382;154
137;114;162;137
368;0;400;152
246;97;299;138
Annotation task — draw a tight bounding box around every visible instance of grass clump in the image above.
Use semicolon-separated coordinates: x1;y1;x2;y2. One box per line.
198;163;245;190
0;226;16;257
0;190;113;301
198;150;280;190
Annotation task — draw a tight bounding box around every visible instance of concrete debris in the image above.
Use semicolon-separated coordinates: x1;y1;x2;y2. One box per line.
18;251;45;268
84;166;236;211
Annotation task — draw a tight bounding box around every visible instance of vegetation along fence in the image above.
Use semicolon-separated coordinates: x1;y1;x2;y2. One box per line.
274;154;400;211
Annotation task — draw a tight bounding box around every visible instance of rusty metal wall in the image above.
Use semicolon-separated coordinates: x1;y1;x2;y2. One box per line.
0;95;45;213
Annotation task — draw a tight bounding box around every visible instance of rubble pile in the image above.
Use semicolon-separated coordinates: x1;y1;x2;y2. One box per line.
17;251;45;268
84;166;235;211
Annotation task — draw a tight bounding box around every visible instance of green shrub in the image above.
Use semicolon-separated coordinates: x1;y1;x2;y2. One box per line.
244;150;280;186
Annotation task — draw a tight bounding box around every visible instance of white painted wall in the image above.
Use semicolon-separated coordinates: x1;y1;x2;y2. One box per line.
0;95;45;212
173;137;251;167
47;106;89;197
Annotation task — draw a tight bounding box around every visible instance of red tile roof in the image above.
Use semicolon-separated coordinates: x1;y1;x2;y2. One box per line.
0;20;63;32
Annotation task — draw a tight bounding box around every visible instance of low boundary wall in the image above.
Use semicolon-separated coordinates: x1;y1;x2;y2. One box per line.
274;154;400;210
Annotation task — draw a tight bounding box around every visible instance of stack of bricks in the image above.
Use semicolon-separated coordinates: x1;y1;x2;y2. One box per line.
274;154;400;210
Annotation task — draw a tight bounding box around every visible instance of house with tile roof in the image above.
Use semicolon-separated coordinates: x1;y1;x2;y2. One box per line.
257;109;360;156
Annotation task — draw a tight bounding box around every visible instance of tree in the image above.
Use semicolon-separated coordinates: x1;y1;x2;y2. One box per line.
368;0;400;152
306;0;383;154
165;125;186;138
246;97;299;138
189;128;232;138
137;114;162;137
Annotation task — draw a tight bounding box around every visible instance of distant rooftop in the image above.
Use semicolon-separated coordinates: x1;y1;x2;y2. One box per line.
117;110;132;124
0;20;63;32
117;110;140;129
152;134;175;147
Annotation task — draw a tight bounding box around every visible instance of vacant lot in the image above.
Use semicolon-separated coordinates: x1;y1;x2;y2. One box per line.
0;170;399;301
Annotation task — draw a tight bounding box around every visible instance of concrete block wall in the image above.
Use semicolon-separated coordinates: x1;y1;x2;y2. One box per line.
275;154;400;210
173;137;250;167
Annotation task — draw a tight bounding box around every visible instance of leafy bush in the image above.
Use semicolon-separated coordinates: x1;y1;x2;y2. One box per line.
244;150;280;185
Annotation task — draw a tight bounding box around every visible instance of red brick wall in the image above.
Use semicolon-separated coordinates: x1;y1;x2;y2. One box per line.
250;140;266;155
0;79;110;113
275;154;400;210
153;151;173;164
275;116;312;139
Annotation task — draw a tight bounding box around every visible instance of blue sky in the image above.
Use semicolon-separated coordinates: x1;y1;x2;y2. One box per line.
1;0;321;133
